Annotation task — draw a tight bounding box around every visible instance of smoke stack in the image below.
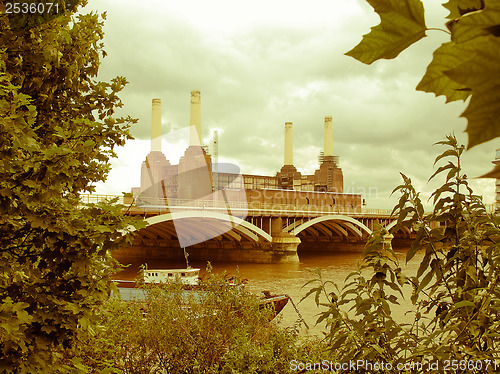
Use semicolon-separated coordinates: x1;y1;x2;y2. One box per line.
324;116;333;157
189;90;201;146
284;122;293;165
151;98;162;152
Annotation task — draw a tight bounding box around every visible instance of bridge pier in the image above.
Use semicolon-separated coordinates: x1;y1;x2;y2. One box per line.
185;235;300;264
182;244;300;264
267;235;301;263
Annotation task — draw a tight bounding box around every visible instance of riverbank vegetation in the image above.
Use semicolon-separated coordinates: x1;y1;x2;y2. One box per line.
0;1;144;371
305;136;500;372
64;269;326;373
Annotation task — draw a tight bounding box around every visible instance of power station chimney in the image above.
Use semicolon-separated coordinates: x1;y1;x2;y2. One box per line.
324;116;333;157
151;98;162;152
284;122;293;166
189;90;201;146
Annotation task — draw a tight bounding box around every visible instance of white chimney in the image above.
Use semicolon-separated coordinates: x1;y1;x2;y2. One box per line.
284;122;293;165
324;116;333;157
151;98;162;152
189;90;201;146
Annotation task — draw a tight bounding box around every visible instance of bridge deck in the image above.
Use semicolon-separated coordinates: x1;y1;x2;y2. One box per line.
80;194;394;219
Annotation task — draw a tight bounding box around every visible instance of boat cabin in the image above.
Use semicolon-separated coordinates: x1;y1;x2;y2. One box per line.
143;268;200;286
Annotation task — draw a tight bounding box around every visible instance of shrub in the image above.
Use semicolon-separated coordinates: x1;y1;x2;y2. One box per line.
70;267;325;373
305;135;500;373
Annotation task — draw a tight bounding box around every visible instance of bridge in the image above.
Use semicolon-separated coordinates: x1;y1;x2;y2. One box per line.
81;194;412;263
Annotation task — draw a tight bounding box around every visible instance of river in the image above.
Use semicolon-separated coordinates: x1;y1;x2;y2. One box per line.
114;246;423;336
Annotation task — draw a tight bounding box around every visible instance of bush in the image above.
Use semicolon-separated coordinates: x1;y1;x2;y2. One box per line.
70;267;325;373
305;135;500;373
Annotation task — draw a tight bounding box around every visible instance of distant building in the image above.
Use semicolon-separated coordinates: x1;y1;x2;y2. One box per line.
132;91;361;211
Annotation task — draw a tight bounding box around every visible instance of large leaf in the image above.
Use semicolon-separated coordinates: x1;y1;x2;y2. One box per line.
453;300;475;309
444;36;500;148
345;0;427;64
445;36;500;90
416;42;473;102
461;84;500;149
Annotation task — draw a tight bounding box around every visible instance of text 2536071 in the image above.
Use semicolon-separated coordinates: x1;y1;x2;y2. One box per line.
5;2;61;14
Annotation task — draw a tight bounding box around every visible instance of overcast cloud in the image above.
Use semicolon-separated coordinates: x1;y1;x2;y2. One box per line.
86;0;500;209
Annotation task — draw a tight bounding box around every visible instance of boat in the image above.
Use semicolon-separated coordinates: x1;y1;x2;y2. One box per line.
112;267;289;319
114;266;201;289
144;267;200;285
112;266;203;302
258;291;289;316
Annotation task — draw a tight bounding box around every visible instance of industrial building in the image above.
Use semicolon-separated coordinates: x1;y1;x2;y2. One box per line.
132;90;362;211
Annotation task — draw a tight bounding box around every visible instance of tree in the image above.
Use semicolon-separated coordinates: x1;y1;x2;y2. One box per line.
346;0;500;151
0;1;143;371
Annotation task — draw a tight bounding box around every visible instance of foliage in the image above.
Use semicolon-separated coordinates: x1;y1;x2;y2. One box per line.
345;0;427;65
0;1;143;371
305;135;500;373
71;268;323;373
346;0;500;149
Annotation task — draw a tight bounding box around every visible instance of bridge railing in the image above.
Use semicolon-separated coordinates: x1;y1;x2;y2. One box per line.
79;194;395;216
79;194;126;205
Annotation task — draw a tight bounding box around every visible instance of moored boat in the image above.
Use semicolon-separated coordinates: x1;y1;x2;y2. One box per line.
114;266;201;289
258;292;289;316
112;267;289;319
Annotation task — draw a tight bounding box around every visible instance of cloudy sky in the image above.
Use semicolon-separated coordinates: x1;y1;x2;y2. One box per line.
85;0;500;209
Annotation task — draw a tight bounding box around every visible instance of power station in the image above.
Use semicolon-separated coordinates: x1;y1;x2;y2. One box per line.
112;91;404;264
131;90;361;211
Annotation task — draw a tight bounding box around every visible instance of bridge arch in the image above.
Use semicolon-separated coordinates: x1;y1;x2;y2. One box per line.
290;215;372;239
385;220;398;231
141;210;273;243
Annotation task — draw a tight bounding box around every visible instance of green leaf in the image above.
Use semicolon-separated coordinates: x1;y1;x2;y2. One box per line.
417;250;431;279
345;0;427;64
453;300;475;308
301;286;323;305
416;42;473;103
444;36;500;148
385;279;404;296
416;268;434;294
431;183;455;205
445;167;458;182
445;36;500;91
407;229;426;263
434;148;458;165
428;162;455;182
400;204;415;217
478;163;500;178
371;343;385;355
